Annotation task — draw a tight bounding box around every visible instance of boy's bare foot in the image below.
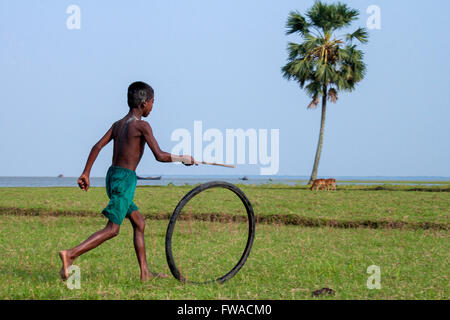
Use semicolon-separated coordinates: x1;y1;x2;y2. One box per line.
141;270;169;281
59;250;73;281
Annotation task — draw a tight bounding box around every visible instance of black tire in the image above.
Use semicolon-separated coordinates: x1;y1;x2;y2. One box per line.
165;181;256;284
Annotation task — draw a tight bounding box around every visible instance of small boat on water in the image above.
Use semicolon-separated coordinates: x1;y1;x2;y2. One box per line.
240;176;249;181
137;176;162;180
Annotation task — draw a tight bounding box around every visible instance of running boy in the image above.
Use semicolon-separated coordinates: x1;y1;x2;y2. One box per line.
59;81;196;282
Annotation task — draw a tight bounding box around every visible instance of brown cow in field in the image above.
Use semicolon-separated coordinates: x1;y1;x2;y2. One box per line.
310;178;336;191
310;179;327;191
325;178;336;191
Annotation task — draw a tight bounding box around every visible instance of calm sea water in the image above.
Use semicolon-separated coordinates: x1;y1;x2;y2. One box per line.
0;176;448;188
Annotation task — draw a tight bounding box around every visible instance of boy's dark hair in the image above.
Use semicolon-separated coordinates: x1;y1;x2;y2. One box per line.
127;81;154;109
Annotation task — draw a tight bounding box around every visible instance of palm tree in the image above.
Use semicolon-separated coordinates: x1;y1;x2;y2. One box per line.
282;1;368;184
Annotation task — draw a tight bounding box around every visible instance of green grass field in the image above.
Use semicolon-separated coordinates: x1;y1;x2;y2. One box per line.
0;184;448;299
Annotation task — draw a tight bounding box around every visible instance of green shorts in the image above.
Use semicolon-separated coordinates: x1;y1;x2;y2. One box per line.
102;166;139;225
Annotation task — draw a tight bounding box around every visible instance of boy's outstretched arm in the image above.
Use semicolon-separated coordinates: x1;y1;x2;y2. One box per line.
78;124;115;191
139;121;196;166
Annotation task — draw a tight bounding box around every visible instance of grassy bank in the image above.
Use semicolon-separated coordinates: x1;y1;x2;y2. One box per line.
0;184;448;299
0;215;448;299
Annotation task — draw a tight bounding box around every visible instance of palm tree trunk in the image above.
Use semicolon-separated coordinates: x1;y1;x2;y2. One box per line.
308;86;327;185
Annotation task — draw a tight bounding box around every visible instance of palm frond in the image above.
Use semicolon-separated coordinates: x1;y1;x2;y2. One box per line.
307;95;320;109
346;27;369;44
305;81;323;100
286;11;310;36
334;2;359;29
307;1;359;33
327;88;338;103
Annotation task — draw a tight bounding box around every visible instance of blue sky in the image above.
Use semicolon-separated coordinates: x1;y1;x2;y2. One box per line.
1;0;449;177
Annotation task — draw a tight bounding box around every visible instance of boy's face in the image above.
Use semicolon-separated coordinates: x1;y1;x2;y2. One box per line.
142;97;154;117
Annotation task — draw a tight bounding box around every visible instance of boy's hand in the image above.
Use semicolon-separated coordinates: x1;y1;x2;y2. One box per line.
182;155;197;166
78;174;90;191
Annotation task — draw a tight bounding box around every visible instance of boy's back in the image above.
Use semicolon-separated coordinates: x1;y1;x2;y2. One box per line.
111;116;147;171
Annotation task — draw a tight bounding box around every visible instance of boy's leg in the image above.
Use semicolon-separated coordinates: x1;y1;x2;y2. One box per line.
128;210;149;280
59;220;120;280
128;210;168;281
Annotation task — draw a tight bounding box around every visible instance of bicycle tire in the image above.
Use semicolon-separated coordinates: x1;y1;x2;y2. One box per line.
165;181;256;284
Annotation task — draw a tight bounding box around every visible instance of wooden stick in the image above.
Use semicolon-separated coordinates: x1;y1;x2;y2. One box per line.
197;161;235;168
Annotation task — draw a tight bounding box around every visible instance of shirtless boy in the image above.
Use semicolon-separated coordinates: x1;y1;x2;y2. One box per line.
59;81;196;282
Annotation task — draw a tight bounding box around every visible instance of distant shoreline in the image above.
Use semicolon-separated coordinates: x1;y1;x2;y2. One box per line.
0;176;449;188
